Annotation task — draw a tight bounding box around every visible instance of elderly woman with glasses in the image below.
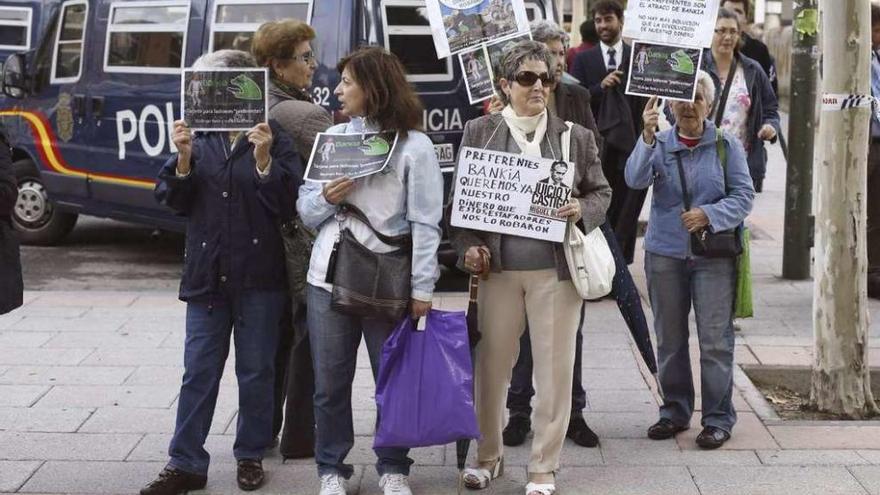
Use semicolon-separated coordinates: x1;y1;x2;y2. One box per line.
449;40;610;495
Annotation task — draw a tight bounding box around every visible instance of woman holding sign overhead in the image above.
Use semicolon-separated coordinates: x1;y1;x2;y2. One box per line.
296;46;443;495
448;40;610;495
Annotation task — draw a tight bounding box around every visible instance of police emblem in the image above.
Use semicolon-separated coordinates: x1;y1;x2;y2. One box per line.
56;93;74;142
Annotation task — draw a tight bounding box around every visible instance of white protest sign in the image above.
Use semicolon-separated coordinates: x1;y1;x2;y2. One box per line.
622;0;721;48
425;0;530;59
450;146;574;242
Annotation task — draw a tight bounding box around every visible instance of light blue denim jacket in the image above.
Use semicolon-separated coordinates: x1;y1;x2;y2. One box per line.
297;118;443;301
625;121;755;260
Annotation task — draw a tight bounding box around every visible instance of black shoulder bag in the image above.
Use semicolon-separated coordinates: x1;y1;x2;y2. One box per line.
675;129;743;258
324;203;412;321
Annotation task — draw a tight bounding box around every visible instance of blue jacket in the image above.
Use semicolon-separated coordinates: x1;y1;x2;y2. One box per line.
625;122;755;259
155;121;303;301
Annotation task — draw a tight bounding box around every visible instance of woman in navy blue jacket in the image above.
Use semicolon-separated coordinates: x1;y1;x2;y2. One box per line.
141;50;303;495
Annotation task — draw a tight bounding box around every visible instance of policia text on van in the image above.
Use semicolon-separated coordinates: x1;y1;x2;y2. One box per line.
0;0;557;245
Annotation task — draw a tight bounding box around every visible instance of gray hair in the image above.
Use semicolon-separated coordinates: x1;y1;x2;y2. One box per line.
695;70;716;106
529;20;569;45
498;40;554;83
191;49;257;69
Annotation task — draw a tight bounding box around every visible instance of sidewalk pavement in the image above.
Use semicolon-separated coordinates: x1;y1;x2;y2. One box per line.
2;114;880;494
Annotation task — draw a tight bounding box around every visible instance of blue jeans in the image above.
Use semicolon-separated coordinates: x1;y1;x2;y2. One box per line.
168;290;286;475
307;284;413;479
645;252;737;433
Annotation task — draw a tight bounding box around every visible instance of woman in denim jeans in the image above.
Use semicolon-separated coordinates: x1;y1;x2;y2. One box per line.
625;71;754;450
296;47;443;495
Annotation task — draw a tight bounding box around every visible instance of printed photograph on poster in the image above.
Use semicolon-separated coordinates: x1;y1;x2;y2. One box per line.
425;0;530;58
485;32;532;82
459;45;496;104
450;146;574;242
182;68;268;131
304;132;399;182
622;0;721;48
625;41;702;102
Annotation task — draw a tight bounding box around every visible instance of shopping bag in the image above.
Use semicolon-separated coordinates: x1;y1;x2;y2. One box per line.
734;227;753;319
373;310;481;448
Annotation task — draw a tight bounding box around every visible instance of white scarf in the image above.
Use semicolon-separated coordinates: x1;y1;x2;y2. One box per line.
501;105;548;157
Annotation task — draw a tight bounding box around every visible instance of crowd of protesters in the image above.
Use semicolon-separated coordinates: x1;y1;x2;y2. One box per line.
122;1;773;495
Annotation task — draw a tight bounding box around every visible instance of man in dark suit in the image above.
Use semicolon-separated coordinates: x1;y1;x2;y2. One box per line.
721;0;778;95
570;0;646;264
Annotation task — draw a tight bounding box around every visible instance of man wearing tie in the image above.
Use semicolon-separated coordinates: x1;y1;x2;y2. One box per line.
868;3;880;298
571;0;646;264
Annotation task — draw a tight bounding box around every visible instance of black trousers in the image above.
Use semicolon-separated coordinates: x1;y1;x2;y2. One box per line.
603;148;648;265
272;299;316;458
868;140;880;279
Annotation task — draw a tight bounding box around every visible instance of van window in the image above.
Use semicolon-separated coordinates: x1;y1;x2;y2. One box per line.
524;2;545;22
104;1;190;73
209;0;313;53
51;0;88;84
381;0;452;83
0;7;32;50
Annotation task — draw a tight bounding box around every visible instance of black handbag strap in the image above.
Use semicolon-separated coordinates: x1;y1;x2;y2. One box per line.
674;152;692;212
713;56;738;127
338;203;411;248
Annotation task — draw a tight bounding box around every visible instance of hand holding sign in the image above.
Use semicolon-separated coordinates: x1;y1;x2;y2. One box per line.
601;70;624;89
323;177;355;205
172;120;193;175
642;97;661;145
247;123;273;172
556;199;582;222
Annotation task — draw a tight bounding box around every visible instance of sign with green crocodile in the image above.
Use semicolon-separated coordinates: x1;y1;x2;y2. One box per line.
304;132;400;182
625;41;702;102
181;68;268;131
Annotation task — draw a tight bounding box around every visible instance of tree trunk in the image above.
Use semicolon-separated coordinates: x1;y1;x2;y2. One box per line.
810;0;879;418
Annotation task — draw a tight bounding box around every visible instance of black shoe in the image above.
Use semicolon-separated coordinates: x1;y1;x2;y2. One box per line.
502;416;531;447
869;276;880;299
695;426;731;449
567;415;599;447
647;418;688;440
237;459;264;491
140;467;207;495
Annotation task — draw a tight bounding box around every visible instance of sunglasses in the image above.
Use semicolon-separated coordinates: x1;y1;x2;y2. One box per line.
513;71;554;87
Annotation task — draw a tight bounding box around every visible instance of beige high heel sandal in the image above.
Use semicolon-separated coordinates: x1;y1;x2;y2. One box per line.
461;457;504;490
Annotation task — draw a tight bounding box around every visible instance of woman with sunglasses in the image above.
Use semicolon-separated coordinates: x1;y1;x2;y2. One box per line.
251;18;332;459
449;40;610;495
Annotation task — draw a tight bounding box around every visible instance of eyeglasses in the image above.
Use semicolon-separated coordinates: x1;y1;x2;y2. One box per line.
713;28;740;37
514;71;554;87
289;51;316;64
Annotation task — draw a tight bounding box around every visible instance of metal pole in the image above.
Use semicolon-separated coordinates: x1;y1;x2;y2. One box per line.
781;0;818;280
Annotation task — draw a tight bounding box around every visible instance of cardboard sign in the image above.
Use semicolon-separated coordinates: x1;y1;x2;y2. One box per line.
304;132;399;182
426;0;530;58
623;0;721;48
625;41;702;102
181;68;268;131
459;45;496;104
450;146;574;242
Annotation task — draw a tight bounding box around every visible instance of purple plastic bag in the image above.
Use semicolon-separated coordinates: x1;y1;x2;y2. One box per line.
373;309;481;448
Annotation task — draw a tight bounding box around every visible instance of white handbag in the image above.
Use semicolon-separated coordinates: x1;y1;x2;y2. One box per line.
559;122;615;299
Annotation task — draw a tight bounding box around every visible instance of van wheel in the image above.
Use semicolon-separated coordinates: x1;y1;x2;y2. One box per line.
12;159;77;245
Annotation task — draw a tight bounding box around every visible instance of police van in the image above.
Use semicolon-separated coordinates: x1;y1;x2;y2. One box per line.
0;0;558;244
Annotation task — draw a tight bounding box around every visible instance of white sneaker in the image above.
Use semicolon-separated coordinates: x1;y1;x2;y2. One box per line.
379;473;412;495
319;473;347;495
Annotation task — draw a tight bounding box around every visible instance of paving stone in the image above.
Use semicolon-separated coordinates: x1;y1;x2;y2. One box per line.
749;345;812;366
583;332;633;349
359;466;526;495
0;314;23;330
124;366;184;385
0;348;92;366
0;366;135;385
448;437;604;468
198;464;363;495
0;332;56;348
0;460;42;492
80;348;183;367
352;387;378;410
857;450;880;464
9;316;130;333
768;425;880;450
127;433;234;462
0;407;93;432
347;435;444;466
0;432;142;460
582;348;639;369
581;412;656;439
690;466;869;495
19;460;165;493
27;292;138;308
561;466;700;494
586;390;657;412
849;466;880;495
79;407;233;435
599;439;758;467
43;331;169;349
582;368;649;390
0;385;51;407
7;306;89;319
34;385;179;408
756;449;869;466
735;345;760;365
677;412;779;450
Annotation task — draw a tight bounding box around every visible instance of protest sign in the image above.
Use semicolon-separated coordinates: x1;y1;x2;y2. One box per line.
459;45;496;104
485;31;532;83
304;132;399;182
622;0;721;48
425;0;530;58
182;68;268;131
625;41;702;101
450;146;574;242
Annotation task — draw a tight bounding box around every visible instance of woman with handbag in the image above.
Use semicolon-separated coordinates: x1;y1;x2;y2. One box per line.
251;17;332;459
625;71;754;450
296;46;443;495
449;40;610;495
0;126;23;316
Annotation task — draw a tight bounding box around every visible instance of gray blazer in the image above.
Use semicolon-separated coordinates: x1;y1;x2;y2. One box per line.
447;113;611;280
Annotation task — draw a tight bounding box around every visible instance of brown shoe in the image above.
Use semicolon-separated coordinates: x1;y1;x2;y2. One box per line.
647;418;688;440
